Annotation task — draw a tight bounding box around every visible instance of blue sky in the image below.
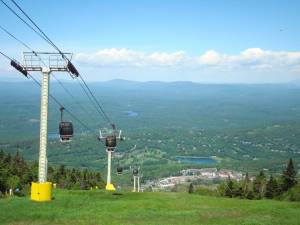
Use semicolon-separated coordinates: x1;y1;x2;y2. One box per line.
0;0;300;83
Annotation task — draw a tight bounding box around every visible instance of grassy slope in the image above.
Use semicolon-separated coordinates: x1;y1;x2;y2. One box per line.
0;190;300;225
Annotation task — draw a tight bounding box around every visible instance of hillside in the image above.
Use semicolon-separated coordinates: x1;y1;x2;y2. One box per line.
0;189;299;225
1;80;300;179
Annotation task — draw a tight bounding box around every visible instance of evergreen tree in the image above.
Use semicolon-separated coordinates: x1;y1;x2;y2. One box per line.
225;176;234;198
253;171;266;199
71;168;77;182
6;175;20;191
4;153;11;163
12;151;28;184
59;164;66;177
0;157;8;193
0;150;105;197
281;158;297;192
233;186;243;198
265;175;279;199
242;172;251;198
188;183;194;194
0;150;5;160
28;162;38;182
246;190;255;200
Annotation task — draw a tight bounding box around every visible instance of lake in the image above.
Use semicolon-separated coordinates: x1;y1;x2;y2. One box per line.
176;156;217;165
124;111;138;117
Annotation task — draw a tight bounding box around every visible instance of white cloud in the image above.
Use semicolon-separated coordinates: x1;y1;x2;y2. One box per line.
75;48;189;67
1;48;299;83
75;48;145;66
148;51;188;66
74;48;300;73
198;48;300;70
198;50;225;65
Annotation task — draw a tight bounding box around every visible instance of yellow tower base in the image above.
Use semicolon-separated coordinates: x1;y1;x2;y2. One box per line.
105;183;116;191
31;182;52;202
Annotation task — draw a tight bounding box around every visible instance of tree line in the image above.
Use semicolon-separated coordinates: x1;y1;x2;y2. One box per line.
217;158;299;201
0;150;105;197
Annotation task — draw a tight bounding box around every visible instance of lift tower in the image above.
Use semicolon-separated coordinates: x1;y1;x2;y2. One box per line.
99;128;123;191
132;166;141;192
22;52;77;201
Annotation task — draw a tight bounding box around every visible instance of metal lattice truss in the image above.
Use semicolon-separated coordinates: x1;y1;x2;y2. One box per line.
99;128;122;140
22;52;73;72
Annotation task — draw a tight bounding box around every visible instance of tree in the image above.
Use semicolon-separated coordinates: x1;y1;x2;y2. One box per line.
59;164;66;177
188;183;194;194
12;151;28;184
242;172;251;198
171;184;179;192
233;186;243;198
253;171;266;199
281;158;297;192
246;190;255;200
6;175;20;190
225;176;234;198
0;150;105;197
265;175;279;199
70;168;77;183
0;162;9;193
0;150;5;160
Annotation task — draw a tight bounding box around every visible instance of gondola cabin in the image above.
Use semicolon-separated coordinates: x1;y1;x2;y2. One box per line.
117;166;123;175
59;121;73;142
105;135;117;149
133;168;139;176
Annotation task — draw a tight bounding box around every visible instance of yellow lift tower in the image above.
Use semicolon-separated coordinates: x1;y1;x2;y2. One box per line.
99;127;123;191
22;52;77;201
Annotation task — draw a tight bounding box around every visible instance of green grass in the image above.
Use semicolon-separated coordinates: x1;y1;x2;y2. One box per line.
0;189;300;225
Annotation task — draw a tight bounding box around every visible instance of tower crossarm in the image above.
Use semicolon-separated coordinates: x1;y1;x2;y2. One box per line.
22;52;75;76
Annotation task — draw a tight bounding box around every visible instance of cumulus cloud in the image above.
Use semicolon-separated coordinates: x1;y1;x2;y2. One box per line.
198;48;300;70
74;48;300;73
74;48;191;67
2;48;298;82
75;48;145;66
198;50;225;65
148;51;188;66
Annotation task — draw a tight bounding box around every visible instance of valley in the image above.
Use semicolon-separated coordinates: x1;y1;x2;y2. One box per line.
1;80;300;183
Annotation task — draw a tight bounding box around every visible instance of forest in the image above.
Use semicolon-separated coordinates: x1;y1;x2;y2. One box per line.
192;158;300;202
0;150;105;197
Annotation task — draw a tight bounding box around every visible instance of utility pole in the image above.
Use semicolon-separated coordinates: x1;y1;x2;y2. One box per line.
22;52;77;201
99;128;123;191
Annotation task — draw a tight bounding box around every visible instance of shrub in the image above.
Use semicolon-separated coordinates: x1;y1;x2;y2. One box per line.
280;183;300;201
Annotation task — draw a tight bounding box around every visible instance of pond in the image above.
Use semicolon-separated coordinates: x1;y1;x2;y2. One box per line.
176;156;217;165
124;111;138;117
